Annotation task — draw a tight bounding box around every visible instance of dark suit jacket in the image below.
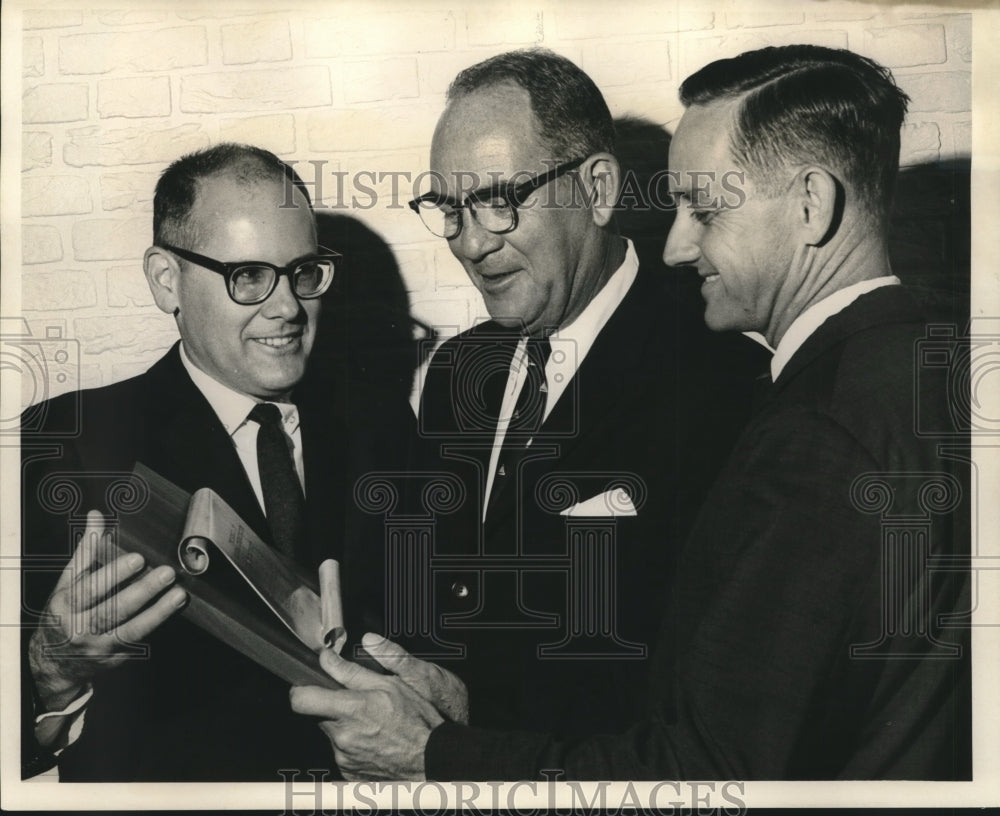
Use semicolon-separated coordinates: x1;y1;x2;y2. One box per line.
424;285;972;780
21;342;414;781
417;265;768;737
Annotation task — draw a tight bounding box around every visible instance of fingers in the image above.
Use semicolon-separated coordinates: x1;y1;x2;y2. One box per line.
290;686;366;719
318;645;385;690
70;552;148;616
87;564;176;632
110;583;187;648
359;632;415;674
53;510;109;595
360;632;467;722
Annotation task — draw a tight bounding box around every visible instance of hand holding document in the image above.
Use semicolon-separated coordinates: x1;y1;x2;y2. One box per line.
105;464;349;689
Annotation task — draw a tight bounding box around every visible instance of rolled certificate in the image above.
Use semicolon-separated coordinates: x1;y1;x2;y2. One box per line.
319;559;346;654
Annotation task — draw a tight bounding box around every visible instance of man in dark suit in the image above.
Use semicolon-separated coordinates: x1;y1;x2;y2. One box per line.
402;49;763;737
21;143;406;781
291;45;970;781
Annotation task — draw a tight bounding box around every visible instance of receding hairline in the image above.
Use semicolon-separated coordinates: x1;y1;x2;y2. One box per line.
161;164;312;247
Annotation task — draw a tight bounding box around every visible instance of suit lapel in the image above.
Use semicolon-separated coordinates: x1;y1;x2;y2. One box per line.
141;344;270;543
485;269;661;524
540;267;659;460
773;286;924;396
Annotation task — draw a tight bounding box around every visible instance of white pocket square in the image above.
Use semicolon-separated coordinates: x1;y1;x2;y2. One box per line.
560;488;637;517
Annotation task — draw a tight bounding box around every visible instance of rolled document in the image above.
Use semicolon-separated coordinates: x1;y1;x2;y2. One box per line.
319;559;346;654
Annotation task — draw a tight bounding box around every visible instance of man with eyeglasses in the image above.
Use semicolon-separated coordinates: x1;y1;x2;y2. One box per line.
291;45;970;782
21;143;408;781
309;49;765;750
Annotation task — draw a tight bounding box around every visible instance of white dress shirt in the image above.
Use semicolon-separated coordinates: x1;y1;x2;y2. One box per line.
179;343;306;506
770;276;901;382
483;239;640;519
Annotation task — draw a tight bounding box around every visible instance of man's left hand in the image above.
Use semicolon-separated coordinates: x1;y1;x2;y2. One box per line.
291;635;461;781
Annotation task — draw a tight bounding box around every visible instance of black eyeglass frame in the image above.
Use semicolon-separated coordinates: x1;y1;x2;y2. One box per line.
158;242;340;305
407;157;586;239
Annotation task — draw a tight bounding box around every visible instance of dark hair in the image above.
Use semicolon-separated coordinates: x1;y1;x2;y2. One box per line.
679;45;909;218
447;48;615;161
153;143;312;246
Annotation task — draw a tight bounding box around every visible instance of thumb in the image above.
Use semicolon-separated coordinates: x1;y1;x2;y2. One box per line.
360;632;419;677
319;644;384;690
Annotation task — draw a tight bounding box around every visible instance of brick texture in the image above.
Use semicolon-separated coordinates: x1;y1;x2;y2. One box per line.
23;132;53;171
23;84;88;123
98;76;172;118
23;225;63;265
864;24;947;68
23;37;44;77
64;124;210;166
58;28;208;74
100;172;160;211
70;218;151;261
180;66;332;113
344;58;420;104
15;6;976;402
22;271;98;310
220;19;292;64
22;176;92;217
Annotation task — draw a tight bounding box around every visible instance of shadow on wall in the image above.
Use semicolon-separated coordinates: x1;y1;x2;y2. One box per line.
614;115;702;316
297;212;435;408
614;114;971;321
891;157;970;317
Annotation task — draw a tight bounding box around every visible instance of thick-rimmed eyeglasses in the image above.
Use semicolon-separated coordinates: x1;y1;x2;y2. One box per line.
407;158;585;240
159;243;339;305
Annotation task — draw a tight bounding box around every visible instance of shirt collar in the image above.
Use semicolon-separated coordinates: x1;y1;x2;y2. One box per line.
178;342;299;436
770;276;901;381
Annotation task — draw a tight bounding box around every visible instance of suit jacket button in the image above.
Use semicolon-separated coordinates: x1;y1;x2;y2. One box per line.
451;581;470;599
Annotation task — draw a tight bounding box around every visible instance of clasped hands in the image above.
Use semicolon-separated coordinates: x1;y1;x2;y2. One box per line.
290;633;469;781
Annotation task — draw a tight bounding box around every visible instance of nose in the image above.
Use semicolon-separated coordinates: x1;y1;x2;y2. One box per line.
662;208;701;268
261;274;304;320
451;207;504;263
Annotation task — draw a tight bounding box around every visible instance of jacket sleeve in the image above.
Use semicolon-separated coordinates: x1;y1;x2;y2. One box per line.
425;407;964;780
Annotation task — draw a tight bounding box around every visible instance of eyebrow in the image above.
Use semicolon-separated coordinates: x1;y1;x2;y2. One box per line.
422;179;510;209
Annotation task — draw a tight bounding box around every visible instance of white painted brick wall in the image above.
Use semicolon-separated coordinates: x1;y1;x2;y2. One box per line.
97;76;172;119
15;3;975;402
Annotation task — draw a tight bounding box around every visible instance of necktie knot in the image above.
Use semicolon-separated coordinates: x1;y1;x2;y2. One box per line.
249;401;283;427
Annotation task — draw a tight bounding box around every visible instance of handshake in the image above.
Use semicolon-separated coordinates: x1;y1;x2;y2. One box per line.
290;632;469;781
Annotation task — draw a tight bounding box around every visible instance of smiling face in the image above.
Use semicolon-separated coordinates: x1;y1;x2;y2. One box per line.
169;174;320;400
663;100;796;343
429;83;607;336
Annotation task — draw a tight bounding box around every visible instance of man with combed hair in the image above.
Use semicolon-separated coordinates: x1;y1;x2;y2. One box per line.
291;45;970;781
354;48;762;743
21;143;410;781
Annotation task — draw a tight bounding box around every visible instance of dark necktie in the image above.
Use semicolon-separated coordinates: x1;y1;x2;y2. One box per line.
248;402;305;561
489;336;552;513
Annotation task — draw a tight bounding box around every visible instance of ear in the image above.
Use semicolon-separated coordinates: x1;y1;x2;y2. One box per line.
581;153;621;228
143;246;181;316
791;166;838;245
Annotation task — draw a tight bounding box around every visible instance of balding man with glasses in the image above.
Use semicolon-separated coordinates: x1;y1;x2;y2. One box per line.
21;143;411;781
347;49;767;746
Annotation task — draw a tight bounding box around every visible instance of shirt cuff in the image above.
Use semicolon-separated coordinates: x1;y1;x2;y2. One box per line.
34;684;93;723
34;684;93;755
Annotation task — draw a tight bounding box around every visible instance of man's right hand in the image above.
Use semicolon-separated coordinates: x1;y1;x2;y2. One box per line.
29;509;188;715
